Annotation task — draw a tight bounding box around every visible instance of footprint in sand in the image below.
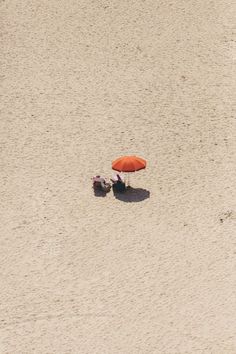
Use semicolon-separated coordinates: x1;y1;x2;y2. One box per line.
219;210;235;224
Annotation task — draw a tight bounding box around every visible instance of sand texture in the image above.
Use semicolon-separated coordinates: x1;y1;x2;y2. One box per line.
1;0;236;353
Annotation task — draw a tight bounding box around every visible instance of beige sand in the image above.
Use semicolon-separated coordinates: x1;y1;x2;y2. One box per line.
1;0;236;353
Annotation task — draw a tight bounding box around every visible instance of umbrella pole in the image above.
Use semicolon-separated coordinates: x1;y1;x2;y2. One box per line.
127;173;130;187
124;173;129;187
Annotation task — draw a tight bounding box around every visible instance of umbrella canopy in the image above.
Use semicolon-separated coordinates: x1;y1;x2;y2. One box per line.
112;155;146;172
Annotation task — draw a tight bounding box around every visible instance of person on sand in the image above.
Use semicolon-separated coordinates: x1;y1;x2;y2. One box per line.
92;175;105;189
110;173;124;184
111;173;126;192
93;175;105;183
92;175;111;192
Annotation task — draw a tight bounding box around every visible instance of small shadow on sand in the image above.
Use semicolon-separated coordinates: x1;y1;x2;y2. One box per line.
113;187;150;202
93;188;107;197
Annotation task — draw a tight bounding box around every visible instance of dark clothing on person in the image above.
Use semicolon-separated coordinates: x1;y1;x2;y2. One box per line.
113;179;126;192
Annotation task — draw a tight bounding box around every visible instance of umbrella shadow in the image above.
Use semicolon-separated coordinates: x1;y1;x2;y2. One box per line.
113;187;150;203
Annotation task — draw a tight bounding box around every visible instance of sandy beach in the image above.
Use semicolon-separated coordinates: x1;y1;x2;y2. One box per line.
1;0;236;353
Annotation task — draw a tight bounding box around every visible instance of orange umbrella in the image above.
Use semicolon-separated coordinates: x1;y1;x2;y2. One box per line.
112;155;146;172
112;156;146;186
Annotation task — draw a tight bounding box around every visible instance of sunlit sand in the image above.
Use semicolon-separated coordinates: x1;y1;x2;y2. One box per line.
1;1;235;353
